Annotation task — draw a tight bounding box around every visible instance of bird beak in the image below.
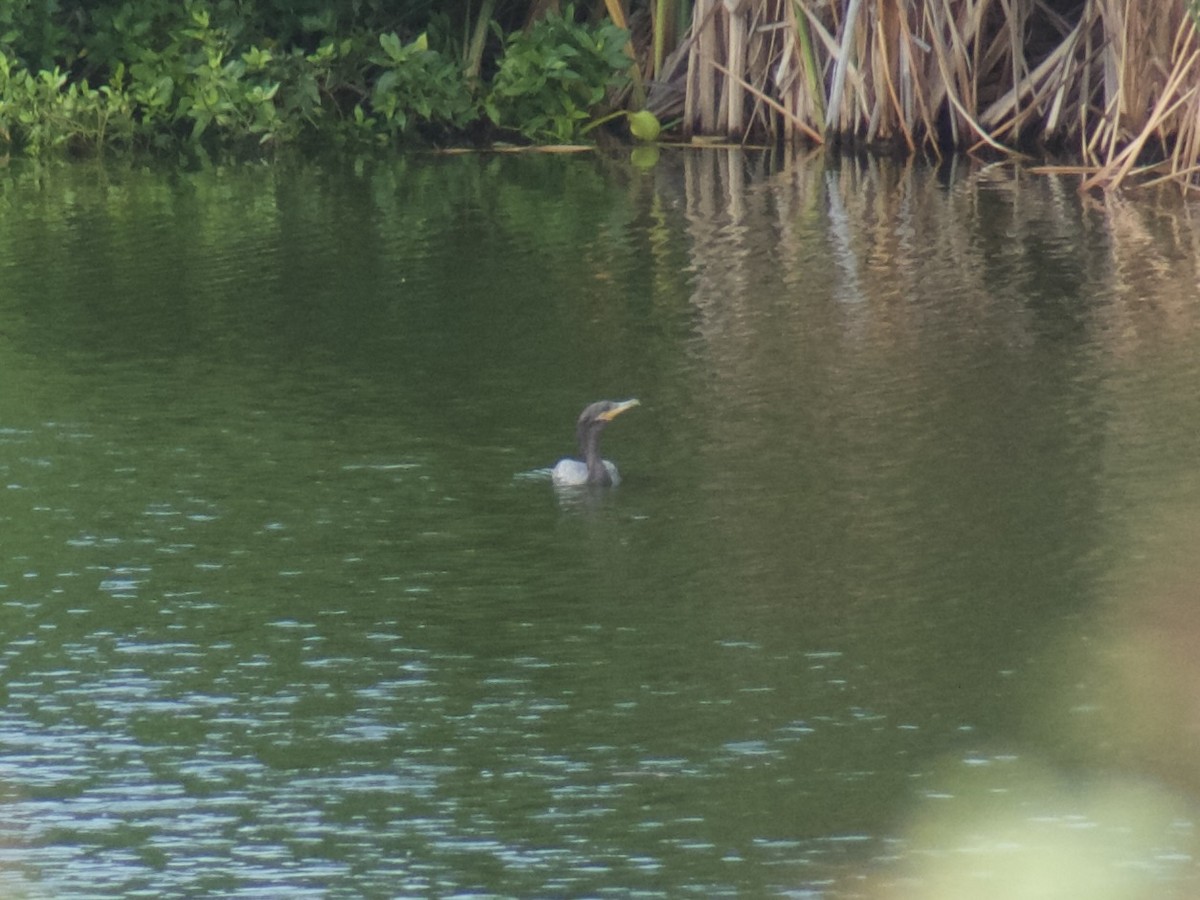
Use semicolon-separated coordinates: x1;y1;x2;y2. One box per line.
598;399;640;421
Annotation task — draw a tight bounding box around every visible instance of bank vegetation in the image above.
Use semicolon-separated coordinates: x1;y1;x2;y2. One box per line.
648;0;1200;190
2;1;1199;189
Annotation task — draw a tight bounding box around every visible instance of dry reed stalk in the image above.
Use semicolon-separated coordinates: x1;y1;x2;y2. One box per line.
869;5;914;149
739;6;775;134
726;0;749;133
711;59;823;140
826;0;863;129
897;8;940;150
919;0;1018;153
685;0;717;135
657;0;1200;189
674;0;812;140
980;20;1088;142
790;0;826;127
1082;5;1200;189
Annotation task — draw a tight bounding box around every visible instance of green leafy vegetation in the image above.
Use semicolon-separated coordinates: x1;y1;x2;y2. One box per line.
484;9;630;143
370;31;478;140
0;0;633;156
1;0;1198;189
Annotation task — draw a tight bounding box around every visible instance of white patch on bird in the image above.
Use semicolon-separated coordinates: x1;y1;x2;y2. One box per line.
551;458;620;487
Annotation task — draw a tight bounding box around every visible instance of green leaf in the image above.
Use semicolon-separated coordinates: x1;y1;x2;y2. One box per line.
374;69;399;98
190;110;211;139
380;32;403;62
243;46;272;71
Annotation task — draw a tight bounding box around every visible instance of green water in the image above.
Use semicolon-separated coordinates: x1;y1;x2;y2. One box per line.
0;152;1198;896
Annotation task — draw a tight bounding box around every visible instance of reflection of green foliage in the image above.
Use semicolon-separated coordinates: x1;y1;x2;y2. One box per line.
0;152;649;377
0;1;631;155
485;8;631;142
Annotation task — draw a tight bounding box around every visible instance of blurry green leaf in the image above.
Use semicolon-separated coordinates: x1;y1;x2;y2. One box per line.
380;32;403;61
243;46;273;72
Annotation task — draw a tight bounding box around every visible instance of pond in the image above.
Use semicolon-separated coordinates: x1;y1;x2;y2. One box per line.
0;149;1198;896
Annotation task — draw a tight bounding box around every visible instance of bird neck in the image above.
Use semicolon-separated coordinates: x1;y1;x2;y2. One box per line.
580;425;610;485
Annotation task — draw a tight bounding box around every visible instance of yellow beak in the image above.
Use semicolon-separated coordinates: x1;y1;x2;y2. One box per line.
598;398;640;422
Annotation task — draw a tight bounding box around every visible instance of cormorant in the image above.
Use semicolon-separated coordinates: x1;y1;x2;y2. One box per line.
551;399;640;487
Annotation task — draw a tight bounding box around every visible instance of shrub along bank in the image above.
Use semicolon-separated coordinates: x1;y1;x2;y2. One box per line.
12;0;1199;190
0;1;632;155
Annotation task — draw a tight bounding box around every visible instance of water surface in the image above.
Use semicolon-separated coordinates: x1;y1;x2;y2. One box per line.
0;151;1198;896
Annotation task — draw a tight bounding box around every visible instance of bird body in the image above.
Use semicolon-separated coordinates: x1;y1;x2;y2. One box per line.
551;399;639;487
551;457;621;487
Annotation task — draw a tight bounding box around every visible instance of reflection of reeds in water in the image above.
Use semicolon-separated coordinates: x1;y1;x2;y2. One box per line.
653;150;1200;896
669;149;1200;376
648;1;1200;188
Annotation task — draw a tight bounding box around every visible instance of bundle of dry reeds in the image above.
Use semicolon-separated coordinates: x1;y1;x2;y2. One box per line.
640;0;1200;189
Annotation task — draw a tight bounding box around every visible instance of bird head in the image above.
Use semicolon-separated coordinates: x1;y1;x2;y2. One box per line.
576;398;640;447
578;398;639;428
